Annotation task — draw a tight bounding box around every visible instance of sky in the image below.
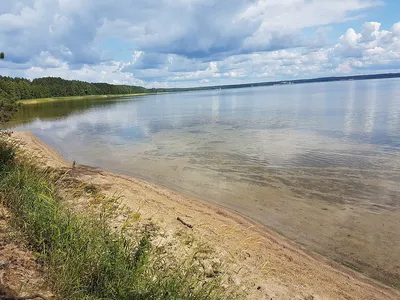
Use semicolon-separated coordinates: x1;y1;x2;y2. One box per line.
0;0;400;88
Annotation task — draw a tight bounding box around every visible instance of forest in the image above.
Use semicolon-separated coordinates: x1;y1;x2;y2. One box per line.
0;76;148;101
0;76;149;123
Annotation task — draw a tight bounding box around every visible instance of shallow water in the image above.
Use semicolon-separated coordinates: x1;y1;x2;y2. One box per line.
7;79;400;286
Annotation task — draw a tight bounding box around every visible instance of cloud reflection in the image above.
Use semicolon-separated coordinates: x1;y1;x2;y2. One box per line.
364;81;378;135
344;81;355;135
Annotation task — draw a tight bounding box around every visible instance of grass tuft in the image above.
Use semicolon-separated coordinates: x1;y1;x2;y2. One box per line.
0;136;231;300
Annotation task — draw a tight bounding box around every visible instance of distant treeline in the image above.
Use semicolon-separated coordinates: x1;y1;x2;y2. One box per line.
0;76;148;101
1;72;400;124
154;72;400;93
1;72;400;101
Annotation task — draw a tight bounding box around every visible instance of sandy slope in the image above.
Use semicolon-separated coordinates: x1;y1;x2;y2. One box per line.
11;131;400;300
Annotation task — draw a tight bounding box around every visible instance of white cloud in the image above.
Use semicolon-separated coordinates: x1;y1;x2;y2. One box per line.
0;0;383;61
332;21;400;72
0;1;399;87
22;58;145;86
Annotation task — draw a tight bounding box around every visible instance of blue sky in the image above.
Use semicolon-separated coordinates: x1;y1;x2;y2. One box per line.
0;0;400;88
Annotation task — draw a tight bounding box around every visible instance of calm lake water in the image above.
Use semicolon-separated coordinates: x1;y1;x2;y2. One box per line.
7;79;400;286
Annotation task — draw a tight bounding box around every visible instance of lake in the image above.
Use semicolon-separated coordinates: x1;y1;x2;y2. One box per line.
7;79;400;287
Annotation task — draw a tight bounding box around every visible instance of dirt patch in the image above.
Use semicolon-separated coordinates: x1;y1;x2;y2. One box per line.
0;204;53;299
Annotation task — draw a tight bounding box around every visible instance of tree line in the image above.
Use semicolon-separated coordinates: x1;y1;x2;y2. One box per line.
0;76;148;101
0;75;149;124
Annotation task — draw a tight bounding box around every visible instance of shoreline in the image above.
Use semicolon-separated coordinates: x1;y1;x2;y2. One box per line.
10;130;400;299
17;92;167;105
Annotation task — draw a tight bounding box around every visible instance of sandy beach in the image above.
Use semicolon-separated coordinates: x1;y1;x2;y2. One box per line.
9;130;400;300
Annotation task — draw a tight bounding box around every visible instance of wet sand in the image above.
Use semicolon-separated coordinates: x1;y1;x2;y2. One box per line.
10;130;400;300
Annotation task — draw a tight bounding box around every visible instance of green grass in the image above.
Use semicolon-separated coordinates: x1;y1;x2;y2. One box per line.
0;137;229;300
17;93;152;105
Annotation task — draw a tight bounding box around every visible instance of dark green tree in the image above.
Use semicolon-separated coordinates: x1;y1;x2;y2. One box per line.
0;53;19;124
0;76;148;102
0;58;150;124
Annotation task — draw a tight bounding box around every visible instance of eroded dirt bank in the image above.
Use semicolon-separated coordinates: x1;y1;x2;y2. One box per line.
0;202;54;299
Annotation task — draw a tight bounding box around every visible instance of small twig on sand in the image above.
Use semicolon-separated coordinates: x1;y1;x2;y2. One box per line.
177;217;193;229
0;295;47;300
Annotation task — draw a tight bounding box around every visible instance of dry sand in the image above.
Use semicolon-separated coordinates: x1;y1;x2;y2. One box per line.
9;131;400;300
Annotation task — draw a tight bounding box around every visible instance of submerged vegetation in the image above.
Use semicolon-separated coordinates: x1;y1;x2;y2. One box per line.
0;136;231;299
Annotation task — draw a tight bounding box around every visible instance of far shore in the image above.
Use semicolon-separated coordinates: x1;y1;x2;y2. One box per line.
18;92;168;105
8;130;400;300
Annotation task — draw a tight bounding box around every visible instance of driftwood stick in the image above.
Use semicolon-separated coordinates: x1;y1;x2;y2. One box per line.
0;294;47;300
177;217;193;229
